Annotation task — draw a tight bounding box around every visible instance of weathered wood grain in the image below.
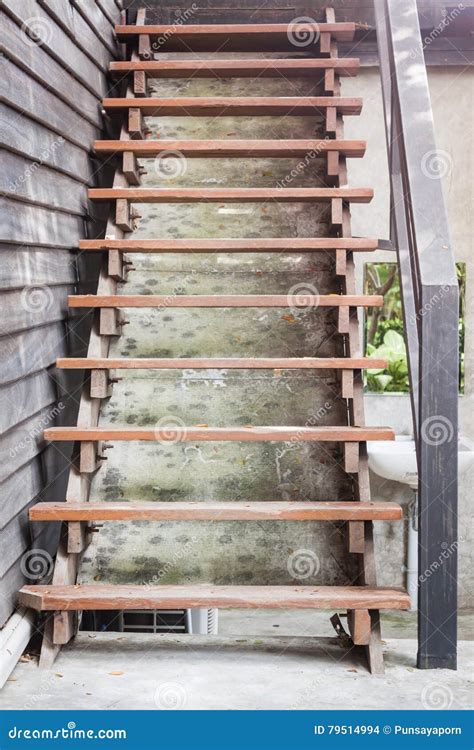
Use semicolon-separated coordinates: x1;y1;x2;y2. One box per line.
30;500;403;522
19;584;411;611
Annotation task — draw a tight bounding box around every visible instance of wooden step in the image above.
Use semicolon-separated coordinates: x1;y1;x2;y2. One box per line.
115;22;357;49
68;294;382;309
78;238;379;253
88;187;373;204
19;583;410;612
109;58;360;78
30;500;403;522
56;356;387;370
44;426;395;442
95;139;366;158
102;96;362;116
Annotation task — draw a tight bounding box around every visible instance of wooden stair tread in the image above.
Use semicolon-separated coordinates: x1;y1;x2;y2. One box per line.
78;238;380;252
29;500;403;521
44;426;395;442
95;139;366;158
89;187;373;203
115;22;356;48
56;356;387;370
19;583;410;611
68;294;382;308
109;58;360;78
102;96;362;116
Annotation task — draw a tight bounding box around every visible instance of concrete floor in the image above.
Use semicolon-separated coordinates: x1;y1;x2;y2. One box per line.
1;611;472;710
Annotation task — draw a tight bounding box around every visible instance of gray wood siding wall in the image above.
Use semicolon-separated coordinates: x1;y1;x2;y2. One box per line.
0;0;122;626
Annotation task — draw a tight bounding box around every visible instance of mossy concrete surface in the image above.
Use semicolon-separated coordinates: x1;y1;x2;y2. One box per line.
80;63;368;589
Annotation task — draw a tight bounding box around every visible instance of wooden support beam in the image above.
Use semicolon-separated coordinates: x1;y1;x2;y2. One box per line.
102;96;363;116
78;237;379;253
20;584;410;612
30;500;404;522
109;58;361;78
88;187;373;204
56;356;388;370
94;139;366;158
45;426;395;442
68;294;383;309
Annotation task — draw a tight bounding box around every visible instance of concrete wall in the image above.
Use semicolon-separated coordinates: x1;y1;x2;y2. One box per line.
343;67;474;606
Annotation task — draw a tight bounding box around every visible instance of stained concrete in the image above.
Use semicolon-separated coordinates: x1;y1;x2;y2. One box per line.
79;61;377;589
2;611;473;710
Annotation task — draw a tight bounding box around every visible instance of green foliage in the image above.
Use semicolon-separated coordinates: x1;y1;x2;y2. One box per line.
364;262;465;393
367;330;409;392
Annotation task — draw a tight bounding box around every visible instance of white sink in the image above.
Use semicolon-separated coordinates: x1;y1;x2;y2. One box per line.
367;435;474;489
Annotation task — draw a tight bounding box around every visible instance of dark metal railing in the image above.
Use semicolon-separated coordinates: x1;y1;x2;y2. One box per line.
374;0;459;669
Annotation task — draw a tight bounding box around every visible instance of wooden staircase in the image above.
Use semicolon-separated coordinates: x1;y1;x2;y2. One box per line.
19;8;410;674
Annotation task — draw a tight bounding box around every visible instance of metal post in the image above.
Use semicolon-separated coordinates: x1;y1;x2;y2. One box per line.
374;0;459;669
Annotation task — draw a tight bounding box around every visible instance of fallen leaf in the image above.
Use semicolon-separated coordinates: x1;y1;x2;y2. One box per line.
55;673;63;678
281;314;296;323
347;668;358;673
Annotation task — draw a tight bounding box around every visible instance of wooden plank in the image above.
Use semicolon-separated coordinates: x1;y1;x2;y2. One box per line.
1;0;106;98
115;22;357;47
102;96;363;116
109;58;360;77
0;286;71;337
0;246;75;290
95;139;366;158
0;63;97;152
19;584;410;611
71;0;118;55
38;0;111;73
0;10;102;128
56;357;387;370
0;105;93;184
30;501;403;522
44;426;395;442
0;323;67;385
0;152;88;215
88;187;373;204
68;294;382;309
0;199;83;248
348;609;371;645
78;237;379;252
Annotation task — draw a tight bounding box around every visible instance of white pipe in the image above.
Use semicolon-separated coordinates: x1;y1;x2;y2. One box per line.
407;491;418;611
0;608;35;688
